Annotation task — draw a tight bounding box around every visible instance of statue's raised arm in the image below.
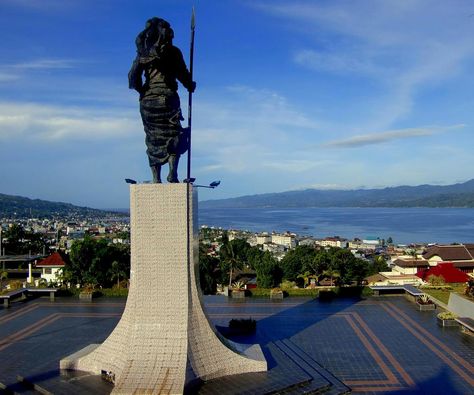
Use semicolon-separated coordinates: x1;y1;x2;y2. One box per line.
129;17;196;183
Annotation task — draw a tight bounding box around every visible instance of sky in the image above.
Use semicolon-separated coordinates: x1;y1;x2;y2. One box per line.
1;0;474;209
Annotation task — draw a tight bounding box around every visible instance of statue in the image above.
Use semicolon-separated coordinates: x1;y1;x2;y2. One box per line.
128;17;196;183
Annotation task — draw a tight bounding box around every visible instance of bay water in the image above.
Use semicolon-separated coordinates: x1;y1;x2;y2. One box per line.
198;207;474;245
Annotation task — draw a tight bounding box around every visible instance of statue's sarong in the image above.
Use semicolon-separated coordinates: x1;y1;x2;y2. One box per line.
140;89;188;167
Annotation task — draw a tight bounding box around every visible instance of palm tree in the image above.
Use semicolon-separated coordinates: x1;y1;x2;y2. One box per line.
297;271;317;288
323;268;340;286
222;242;240;289
109;261;126;288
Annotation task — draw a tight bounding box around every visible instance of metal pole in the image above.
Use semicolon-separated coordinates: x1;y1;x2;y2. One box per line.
186;7;195;182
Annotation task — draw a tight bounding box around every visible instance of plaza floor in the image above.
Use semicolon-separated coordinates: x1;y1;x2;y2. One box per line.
0;295;473;394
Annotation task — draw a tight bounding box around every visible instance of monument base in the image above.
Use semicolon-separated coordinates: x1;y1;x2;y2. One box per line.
60;184;266;394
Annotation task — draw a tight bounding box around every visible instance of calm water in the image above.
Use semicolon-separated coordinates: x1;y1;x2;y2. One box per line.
198;207;474;245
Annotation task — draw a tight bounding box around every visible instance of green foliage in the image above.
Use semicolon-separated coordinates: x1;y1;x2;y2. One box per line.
428;275;446;286
369;255;390;275
199;244;220;295
65;236;130;288
219;237;251;287
437;311;457;320
280;280;297;290
283;287;320;297
99;288;129;297
280;245;318;281
418;294;432;304
246;246;264;270
2;223;47;255
254;251;282;288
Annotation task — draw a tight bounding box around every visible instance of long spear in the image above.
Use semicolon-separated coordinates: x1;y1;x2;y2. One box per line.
186;7;195;182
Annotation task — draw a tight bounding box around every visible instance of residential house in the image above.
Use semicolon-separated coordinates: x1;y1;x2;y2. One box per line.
36;252;67;284
422;244;474;274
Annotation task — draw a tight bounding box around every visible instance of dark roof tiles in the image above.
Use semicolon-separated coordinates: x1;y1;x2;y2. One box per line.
422;245;473;261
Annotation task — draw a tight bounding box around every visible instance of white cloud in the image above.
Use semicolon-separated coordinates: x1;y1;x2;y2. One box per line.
294;49;380;75
254;0;474;126
322;125;465;148
0;58;79;85
11;59;77;70
0;101;140;142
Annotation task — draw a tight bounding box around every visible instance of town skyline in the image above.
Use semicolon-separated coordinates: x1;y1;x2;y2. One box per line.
1;0;474;208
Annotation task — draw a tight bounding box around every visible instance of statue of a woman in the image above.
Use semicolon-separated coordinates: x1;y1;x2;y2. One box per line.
128;17;195;183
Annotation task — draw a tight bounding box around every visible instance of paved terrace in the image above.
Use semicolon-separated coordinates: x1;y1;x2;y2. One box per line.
0;295;473;394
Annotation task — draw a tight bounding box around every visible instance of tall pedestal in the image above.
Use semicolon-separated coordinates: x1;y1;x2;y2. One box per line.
60;184;266;394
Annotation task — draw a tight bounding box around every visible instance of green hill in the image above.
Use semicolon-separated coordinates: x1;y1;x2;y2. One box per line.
201;179;474;208
0;193;124;218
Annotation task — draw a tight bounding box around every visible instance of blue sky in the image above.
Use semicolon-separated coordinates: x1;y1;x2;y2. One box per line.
1;0;473;209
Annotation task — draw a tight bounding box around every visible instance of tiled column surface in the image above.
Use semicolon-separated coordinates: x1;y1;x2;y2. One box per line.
60;184;266;394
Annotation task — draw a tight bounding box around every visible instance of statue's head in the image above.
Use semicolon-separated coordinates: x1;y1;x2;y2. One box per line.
136;17;174;56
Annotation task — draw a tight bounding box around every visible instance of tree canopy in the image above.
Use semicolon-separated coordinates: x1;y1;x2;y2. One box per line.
64;236;130;288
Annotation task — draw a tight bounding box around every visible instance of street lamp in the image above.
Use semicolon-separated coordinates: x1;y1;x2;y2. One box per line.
191;180;221;189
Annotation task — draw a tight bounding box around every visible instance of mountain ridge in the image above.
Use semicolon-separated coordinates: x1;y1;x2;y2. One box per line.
200;179;474;208
0;193;125;218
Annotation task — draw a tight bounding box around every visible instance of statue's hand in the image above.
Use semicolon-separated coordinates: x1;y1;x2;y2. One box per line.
188;81;196;93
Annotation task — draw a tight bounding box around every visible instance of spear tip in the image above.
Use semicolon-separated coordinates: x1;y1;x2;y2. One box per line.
191;6;195;30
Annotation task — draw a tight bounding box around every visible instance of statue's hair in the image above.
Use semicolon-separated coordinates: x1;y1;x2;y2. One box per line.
135;17;174;58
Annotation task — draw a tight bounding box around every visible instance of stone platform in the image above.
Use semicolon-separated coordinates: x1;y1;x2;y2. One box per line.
60;184;266;394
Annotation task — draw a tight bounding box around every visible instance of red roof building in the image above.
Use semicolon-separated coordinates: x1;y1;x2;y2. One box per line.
422;244;474;274
36;252;66;268
416;262;469;283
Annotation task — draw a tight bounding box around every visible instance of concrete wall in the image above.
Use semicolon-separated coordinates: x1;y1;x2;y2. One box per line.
448;292;474;319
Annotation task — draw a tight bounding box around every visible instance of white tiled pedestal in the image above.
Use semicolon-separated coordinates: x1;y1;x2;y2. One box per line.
60;184;266;394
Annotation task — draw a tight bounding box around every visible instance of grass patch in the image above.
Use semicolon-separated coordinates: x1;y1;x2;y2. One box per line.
249;286;373;298
99;288;129;297
421;283;466;305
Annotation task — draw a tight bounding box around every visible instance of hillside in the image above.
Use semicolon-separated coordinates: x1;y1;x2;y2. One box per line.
0;193;124;218
200;179;474;208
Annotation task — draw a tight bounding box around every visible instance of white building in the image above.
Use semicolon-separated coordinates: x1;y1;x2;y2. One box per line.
271;233;296;249
256;233;272;245
36;252;66;284
317;237;348;248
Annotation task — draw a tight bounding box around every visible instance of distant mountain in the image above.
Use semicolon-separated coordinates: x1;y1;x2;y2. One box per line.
200;179;474;209
0;193;126;219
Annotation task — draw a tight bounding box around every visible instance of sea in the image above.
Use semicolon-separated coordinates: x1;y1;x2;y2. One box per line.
198;207;474;245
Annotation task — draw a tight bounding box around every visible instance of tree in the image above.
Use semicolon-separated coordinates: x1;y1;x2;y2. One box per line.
246;246;264;270
109;260;127;288
219;238;250;288
280;245;317;281
386;237;393;245
254;251;282;288
2;224;47;255
322;268;340;286
369;255;390;275
66;236;130;288
308;249;331;285
199;243;220;294
297;271;314;288
330;248;369;285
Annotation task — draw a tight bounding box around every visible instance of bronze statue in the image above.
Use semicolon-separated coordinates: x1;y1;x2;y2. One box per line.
129;17;196;183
